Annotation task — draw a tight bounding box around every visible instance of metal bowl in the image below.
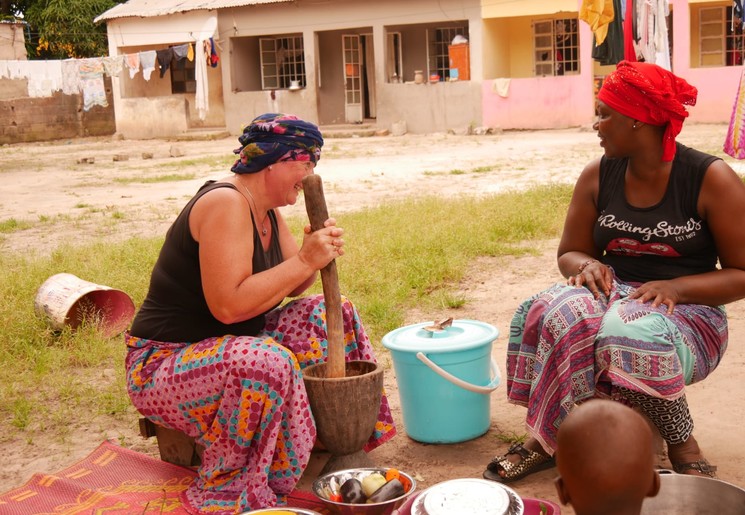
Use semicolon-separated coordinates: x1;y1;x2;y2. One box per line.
640;472;745;514
407;479;524;515
312;467;417;515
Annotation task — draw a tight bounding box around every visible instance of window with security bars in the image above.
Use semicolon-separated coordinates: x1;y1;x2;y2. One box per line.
427;25;467;81
260;35;306;89
533;18;580;76
699;6;745;66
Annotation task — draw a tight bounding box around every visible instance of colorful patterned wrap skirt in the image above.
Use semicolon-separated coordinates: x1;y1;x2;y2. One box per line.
125;294;396;514
506;279;727;455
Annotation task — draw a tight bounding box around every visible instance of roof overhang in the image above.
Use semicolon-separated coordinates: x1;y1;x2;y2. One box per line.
95;0;294;23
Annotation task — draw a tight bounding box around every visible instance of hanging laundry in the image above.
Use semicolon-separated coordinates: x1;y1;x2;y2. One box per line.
593;0;625;65
195;38;209;120
173;44;189;61
140;50;157;80
27;60;62;97
156;48;174;78
203;39;211;66
78;58;108;111
635;0;658;63
6;60;29;80
735;1;745;31
61;59;81;95
492;78;511;98
125;53;140;79
654;0;671;70
0;61;8;79
102;55;124;77
580;0;615;46
209;37;220;68
724;67;745;159
623;0;638;61
187;43;195;62
172;44;189;71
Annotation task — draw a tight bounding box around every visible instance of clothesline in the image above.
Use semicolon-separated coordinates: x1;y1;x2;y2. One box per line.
0;37;219;119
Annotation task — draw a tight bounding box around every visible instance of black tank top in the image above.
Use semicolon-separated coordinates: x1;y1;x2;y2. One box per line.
130;181;283;342
593;143;719;283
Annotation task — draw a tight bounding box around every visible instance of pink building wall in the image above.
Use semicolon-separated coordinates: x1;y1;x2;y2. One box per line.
671;0;740;124
481;3;596;130
481;0;740;130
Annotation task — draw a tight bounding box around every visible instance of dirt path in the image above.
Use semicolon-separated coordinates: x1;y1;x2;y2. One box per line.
1;124;743;510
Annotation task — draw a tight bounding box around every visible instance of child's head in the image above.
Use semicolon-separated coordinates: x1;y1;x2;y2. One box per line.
554;399;660;515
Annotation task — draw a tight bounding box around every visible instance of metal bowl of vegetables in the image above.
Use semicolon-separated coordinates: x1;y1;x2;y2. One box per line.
312;467;417;515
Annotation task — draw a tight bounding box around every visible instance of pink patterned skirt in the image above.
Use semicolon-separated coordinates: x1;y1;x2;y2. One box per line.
125;294;396;514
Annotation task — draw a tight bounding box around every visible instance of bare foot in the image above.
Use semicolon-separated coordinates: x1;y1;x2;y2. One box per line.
667;436;717;477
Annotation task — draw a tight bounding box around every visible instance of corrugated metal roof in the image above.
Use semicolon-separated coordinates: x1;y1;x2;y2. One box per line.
95;0;294;23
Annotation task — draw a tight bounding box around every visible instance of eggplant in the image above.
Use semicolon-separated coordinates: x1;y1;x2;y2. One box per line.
340;478;367;504
367;478;405;504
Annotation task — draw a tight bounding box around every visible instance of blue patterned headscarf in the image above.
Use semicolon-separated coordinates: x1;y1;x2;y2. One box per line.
231;113;324;174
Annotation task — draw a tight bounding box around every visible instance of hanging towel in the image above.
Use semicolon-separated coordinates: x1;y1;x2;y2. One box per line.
27;60;62;97
195;38;209;120
102;55;124;77
7;60;29;80
79;58;108;111
156;48;174;78
187;43;194;61
579;0;615;46
61;59;81;95
492;78;511;98
140;50;157;80
724;67;745;159
126;53;140;79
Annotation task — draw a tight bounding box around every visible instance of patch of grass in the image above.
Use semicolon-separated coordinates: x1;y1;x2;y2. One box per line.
0;185;571;443
471;165;494;174
0;218;32;233
114;173;196;184
494;431;529;445
154;155;234;169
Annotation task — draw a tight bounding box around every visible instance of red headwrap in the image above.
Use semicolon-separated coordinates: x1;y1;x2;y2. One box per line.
597;61;697;161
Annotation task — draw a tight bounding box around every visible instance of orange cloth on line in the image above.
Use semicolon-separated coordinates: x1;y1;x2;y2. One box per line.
580;0;615;46
187;42;194;61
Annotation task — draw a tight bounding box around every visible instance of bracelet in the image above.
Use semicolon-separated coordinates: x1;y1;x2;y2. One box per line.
577;259;599;274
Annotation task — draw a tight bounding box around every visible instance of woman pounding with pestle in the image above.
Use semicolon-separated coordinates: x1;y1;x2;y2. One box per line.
125;113;396;514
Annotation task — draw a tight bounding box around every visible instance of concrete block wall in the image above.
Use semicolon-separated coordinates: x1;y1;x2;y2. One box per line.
0;79;115;145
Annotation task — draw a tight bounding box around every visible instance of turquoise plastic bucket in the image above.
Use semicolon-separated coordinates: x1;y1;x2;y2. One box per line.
382;319;500;443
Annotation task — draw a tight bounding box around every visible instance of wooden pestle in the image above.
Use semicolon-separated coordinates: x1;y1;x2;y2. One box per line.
302;174;345;378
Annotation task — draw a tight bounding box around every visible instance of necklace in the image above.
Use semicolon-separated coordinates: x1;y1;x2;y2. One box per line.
240;182;268;236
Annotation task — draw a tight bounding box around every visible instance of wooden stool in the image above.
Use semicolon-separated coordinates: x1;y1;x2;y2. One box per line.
139;418;204;467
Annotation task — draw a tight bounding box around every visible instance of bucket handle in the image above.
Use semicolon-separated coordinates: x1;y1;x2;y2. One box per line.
415;351;501;394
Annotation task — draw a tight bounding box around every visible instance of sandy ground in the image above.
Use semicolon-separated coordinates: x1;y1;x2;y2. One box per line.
1;124;744;511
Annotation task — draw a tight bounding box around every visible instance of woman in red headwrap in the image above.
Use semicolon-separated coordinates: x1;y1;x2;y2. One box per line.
126;114;395;514
483;62;745;485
